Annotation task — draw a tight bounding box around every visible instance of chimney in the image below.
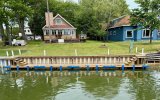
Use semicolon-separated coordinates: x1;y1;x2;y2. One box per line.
45;12;53;26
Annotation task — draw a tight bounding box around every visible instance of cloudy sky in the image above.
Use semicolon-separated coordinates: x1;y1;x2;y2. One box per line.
72;0;138;9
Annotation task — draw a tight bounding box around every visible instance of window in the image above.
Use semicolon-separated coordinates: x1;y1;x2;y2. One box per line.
28;30;30;32
58;30;62;35
126;30;133;38
113;31;116;35
46;30;49;35
68;30;71;35
142;29;150;38
52;30;56;35
55;18;62;25
64;30;68;35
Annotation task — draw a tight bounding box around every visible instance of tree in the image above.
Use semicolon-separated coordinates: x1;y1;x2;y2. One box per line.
130;0;160;44
77;0;129;40
10;0;33;40
28;0;80;40
0;0;13;45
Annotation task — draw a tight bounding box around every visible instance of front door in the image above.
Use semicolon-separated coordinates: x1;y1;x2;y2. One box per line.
57;30;62;39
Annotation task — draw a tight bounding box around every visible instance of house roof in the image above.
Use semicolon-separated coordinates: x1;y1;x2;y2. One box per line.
43;14;76;29
109;15;131;29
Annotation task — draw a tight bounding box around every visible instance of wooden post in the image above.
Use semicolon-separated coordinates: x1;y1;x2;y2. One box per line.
19;49;21;55
101;57;103;64
44;50;46;56
109;57;112;64
4;60;7;66
6;51;9;57
64;58;66;64
36;58;38;64
40;58;42;64
105;57;107;64
108;49;110;55
80;58;82;64
136;47;138;53
8;60;11;65
68;58;70;64
0;60;2;66
88;58;90;64
11;50;14;56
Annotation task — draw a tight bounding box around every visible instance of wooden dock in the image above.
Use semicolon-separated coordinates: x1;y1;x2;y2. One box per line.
0;55;151;70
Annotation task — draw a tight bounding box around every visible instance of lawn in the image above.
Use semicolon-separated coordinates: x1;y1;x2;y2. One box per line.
0;40;159;56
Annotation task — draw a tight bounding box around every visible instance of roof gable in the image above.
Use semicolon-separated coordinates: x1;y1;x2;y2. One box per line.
51;14;75;29
109;15;131;28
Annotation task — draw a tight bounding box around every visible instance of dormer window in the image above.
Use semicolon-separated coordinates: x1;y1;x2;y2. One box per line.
55;18;62;25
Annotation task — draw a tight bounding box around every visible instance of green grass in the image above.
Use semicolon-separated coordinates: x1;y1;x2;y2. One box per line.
0;40;159;56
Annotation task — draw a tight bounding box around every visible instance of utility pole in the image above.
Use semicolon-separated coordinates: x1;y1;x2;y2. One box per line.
46;0;52;43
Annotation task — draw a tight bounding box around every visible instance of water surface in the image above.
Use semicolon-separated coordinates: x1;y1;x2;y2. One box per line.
0;69;160;100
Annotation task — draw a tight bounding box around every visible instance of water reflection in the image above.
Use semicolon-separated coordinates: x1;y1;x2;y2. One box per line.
0;69;159;100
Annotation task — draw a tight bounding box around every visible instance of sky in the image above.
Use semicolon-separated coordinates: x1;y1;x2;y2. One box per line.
71;0;139;9
125;0;139;9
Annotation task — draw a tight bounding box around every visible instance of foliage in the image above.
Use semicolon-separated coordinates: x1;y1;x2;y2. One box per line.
76;0;129;40
0;0;130;42
130;0;160;43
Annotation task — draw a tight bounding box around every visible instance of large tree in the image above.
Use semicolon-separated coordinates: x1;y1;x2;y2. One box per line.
0;0;13;45
77;0;129;40
130;0;160;44
28;0;80;40
10;0;33;40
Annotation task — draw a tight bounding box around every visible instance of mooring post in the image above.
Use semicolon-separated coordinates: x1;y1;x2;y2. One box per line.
122;64;125;71
6;51;9;57
108;48;110;55
86;65;90;71
44;50;46;56
136;47;138;53
19;49;21;55
96;65;99;72
11;50;14;57
26;66;29;71
16;66;19;72
60;65;62;72
132;64;135;71
50;66;53;71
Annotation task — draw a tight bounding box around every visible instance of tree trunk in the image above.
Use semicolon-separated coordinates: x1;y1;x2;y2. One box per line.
5;24;12;45
0;23;5;41
150;29;153;44
18;18;26;40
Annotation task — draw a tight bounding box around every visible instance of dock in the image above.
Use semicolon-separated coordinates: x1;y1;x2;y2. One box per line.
0;55;152;71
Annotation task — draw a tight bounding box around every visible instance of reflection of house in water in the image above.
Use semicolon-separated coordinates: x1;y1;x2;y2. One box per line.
42;12;78;43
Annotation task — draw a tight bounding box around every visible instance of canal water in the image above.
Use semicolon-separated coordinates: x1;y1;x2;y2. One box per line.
0;68;160;100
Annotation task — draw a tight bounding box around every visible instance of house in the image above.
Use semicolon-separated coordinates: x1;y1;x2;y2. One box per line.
42;12;77;42
24;27;34;40
107;15;160;41
18;27;35;40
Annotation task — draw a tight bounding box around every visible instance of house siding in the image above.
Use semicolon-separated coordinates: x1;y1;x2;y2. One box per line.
107;26;159;41
108;27;124;41
123;26;135;41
